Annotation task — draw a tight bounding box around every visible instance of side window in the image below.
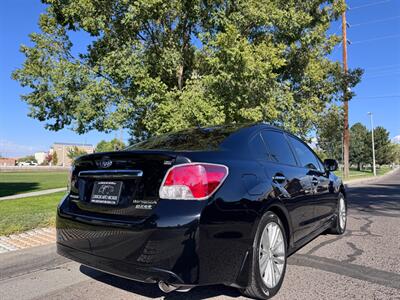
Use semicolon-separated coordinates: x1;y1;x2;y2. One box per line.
288;136;322;171
261;131;297;166
248;133;269;160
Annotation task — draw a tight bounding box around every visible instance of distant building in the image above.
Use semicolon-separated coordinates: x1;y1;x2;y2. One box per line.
0;157;16;167
52;142;94;167
34;151;48;165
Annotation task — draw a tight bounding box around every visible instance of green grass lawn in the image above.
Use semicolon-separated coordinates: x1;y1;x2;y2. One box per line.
0;192;65;236
0;171;68;197
335;166;392;181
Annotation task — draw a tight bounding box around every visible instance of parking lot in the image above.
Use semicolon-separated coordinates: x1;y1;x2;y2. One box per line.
1;169;399;300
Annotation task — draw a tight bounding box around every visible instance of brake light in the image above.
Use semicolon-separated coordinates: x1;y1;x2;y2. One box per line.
159;163;229;200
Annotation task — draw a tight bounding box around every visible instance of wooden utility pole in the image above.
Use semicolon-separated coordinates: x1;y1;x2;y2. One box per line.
342;3;350;179
114;130;118;151
120;127;123;148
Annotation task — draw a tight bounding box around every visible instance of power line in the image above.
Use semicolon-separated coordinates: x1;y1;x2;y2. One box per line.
350;15;400;27
364;74;400;80
351;34;400;44
331;23;343;35
349;0;391;10
365;68;400;75
354;95;400;99
366;70;400;76
364;73;400;79
364;63;400;71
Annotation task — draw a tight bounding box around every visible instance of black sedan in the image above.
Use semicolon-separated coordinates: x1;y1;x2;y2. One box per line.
56;123;347;299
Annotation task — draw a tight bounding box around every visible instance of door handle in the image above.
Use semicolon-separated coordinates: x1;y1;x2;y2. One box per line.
272;175;286;183
272;174;289;198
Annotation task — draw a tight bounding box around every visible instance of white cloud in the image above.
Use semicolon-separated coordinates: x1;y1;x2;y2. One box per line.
392;135;400;144
0;139;46;158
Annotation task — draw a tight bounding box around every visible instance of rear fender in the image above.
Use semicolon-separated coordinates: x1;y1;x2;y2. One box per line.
234;196;293;288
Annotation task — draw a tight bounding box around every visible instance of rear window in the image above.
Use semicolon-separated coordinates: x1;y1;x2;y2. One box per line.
261;130;297;166
249;133;269;160
126;124;251;151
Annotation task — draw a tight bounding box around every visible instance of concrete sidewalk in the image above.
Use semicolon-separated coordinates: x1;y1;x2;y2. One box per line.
0;187;67;201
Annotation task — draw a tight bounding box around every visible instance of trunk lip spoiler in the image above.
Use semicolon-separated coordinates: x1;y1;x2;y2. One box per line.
78;170;144;178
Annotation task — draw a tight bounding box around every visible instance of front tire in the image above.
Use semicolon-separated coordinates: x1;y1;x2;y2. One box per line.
329;193;347;235
241;212;287;299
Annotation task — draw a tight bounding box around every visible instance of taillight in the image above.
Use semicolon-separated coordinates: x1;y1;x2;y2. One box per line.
159;163;229;200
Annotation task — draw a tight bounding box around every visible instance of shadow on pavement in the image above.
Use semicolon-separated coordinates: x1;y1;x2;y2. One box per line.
80;265;242;299
348;183;400;217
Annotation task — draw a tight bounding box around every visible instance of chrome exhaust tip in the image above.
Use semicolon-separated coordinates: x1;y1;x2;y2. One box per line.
175;286;193;292
158;281;179;293
158;281;193;293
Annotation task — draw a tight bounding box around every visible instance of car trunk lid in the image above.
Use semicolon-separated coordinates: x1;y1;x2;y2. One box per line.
68;151;188;221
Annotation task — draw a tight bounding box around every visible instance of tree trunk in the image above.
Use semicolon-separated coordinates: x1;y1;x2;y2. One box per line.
177;65;184;90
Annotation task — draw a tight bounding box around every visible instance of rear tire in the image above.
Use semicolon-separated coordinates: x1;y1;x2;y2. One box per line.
328;193;347;235
241;212;287;299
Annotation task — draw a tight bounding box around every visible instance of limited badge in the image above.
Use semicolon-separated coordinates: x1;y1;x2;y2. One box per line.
132;199;157;209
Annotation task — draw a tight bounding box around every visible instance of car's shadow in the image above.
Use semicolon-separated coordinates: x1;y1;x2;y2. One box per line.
80;265;243;299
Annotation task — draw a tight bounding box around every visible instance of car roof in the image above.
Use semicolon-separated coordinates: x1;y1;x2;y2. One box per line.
219;123;289;151
125;123;290;153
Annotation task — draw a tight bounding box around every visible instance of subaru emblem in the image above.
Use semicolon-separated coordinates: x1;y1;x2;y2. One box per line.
96;158;112;168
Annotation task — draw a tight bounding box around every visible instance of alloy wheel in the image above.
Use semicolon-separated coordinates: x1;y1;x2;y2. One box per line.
339;197;346;230
259;222;285;289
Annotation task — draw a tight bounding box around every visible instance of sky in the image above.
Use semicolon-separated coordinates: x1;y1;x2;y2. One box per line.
0;0;399;157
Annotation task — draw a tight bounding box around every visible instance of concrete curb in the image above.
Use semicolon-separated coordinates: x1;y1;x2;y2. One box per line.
344;167;400;187
0;187;67;201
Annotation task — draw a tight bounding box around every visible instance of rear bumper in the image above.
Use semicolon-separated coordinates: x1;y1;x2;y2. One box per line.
57;194;253;288
57;243;185;285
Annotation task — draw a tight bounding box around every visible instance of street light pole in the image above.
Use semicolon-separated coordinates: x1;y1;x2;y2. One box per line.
368;112;377;176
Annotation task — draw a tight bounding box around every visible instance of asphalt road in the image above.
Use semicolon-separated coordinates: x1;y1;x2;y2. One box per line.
1;170;400;300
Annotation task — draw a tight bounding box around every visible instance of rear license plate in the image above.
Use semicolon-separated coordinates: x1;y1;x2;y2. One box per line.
90;181;123;205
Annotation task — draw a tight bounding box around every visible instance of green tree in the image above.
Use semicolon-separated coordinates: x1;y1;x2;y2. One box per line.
13;0;362;140
96;138;126;152
316;104;343;161
52;151;58;165
350;122;369;170
67;146;88;160
368;126;394;166
17;155;37;164
392;143;400;165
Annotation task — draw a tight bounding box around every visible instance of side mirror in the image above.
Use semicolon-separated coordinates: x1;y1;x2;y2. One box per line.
324;159;338;172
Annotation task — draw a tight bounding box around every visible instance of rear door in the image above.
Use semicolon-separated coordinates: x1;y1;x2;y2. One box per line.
260;130;315;242
286;135;333;229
